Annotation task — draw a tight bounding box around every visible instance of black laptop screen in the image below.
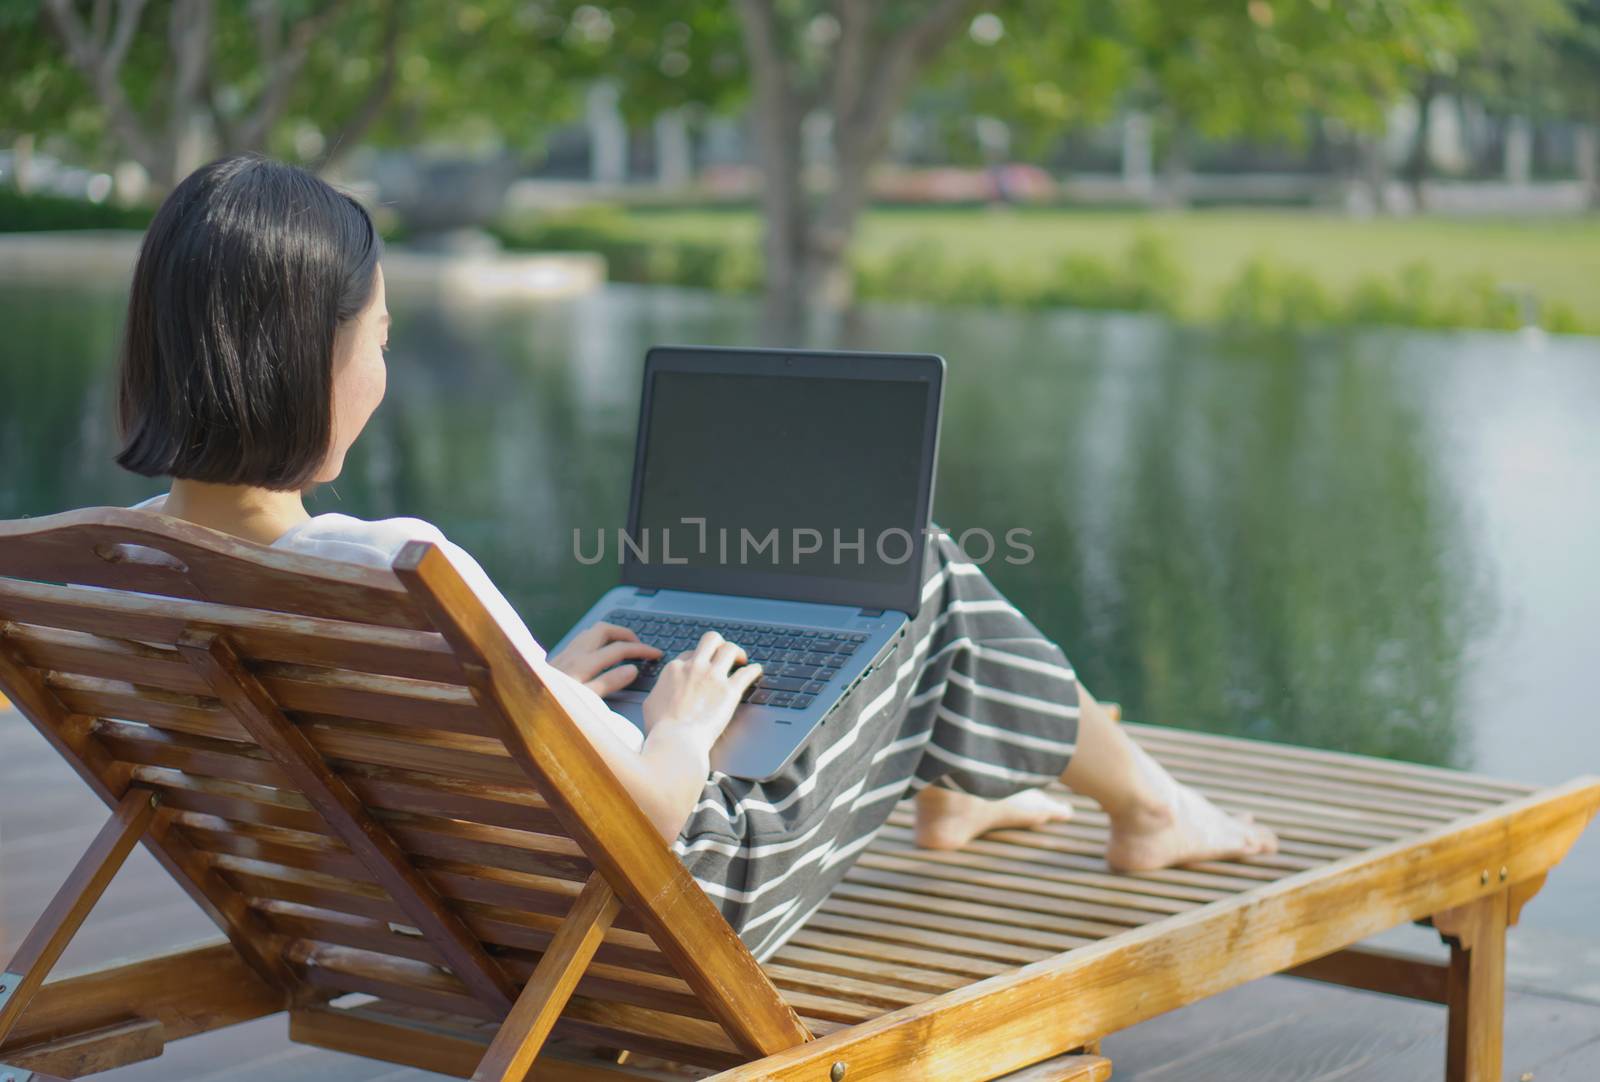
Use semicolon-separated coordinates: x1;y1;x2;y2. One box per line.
628;366;937;612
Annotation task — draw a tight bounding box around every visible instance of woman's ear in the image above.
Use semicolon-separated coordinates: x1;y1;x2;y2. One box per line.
318;267;389;483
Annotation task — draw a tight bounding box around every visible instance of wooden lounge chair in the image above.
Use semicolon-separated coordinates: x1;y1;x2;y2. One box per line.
0;508;1594;1082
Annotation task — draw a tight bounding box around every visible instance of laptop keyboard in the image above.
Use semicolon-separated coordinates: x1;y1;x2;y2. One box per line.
602;609;868;710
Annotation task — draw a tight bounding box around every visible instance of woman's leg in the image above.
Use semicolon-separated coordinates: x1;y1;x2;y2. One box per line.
917;685;1277;869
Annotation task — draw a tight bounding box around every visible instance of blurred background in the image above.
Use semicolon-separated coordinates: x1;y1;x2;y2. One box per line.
1;0;1598;1025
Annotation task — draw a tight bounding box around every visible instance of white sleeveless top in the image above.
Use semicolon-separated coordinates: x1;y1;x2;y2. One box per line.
132;496;644;753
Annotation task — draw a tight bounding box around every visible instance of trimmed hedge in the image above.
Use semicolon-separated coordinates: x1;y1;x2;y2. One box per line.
0;190;153;232
5;192;1586;334
496;207;1590;334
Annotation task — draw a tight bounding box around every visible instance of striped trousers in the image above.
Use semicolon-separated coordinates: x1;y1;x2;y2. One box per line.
674;528;1081;960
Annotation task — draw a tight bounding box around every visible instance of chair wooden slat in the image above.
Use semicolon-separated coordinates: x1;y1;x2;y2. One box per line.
801;902;1072;963
1127;722;1537;798
178;630;520;1012
95;715;527;789
291;944;747;1069
0;508;432;630
8;623;490;735
873;826;1232;904
0;578;464;682
780;926;1014;981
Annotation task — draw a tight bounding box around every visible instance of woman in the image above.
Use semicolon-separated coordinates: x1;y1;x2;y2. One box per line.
116;156;1275;961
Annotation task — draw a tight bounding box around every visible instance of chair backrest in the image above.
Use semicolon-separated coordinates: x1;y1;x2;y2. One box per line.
0;508;811;1068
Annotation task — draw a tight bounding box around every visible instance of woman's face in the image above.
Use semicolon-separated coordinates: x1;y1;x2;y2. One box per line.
317;264;389;484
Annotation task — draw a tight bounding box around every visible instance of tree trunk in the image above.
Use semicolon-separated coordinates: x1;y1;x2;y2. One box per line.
1404;74;1438;212
755;108;810;337
1577;123;1600;210
1158;124;1190;209
736;0;810;335
163;0;214;188
1359;133;1391;215
735;0;976;331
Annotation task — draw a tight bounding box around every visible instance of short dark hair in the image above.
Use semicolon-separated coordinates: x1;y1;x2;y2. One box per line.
116;154;382;489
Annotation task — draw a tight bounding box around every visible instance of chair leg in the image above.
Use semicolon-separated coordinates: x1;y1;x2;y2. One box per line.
0;789;159;1046
1435;890;1508;1082
470;872;621;1081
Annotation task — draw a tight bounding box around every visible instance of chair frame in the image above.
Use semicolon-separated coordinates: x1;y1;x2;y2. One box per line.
0;509;1594;1082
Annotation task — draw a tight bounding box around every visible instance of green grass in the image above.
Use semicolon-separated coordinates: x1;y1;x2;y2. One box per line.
624;205;1600;327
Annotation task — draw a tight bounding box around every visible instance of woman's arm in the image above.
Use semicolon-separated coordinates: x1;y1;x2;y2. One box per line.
546;631;761;839
420;533;754;840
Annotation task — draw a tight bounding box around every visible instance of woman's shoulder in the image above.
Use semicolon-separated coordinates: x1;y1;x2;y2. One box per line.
276;513;454;568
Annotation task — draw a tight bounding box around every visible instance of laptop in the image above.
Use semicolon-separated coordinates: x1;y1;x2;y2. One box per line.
551;344;944;780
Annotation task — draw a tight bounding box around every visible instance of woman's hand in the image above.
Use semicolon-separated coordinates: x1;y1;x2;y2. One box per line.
548;621;662;697
643;631;763;743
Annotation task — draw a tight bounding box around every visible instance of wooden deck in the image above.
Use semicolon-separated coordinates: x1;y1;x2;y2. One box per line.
3;707;1597;1081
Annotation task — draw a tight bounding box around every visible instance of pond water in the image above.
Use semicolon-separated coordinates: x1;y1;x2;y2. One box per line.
2;281;1596;933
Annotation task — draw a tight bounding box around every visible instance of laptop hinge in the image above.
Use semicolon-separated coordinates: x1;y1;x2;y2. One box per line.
858;608;884;617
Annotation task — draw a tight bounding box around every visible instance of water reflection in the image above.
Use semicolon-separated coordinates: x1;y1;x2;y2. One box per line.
0;284;1487;770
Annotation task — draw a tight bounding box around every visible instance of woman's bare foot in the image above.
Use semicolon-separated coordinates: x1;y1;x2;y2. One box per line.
1104;745;1278;871
914;785;1075;851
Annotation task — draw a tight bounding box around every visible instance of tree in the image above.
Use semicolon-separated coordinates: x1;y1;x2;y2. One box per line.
0;0;588;191
1402;0;1575;204
1109;0;1475;207
1556;0;1600;205
732;1;986;322
0;0;408;188
573;1;1488;316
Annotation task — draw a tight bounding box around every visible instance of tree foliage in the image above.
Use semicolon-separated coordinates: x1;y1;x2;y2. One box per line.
0;0;588;185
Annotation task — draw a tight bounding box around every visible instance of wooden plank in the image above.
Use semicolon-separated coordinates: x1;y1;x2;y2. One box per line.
990;1054;1113;1082
1149;757;1477;827
176;631;517;1013
0;577;463;681
121;737;561;836
778;928;1014;983
893;812;1284;889
1131;727;1536;805
1438;890;1508;1082
93;711;526;789
802;903;1068;964
0;507;431;629
292;1003;490;1078
766;943;973;995
393;541;813;1059
857;846;1200;919
1284;945;1449;1003
473;872;622;1081
1126;722;1536;798
10;624;487;734
291;944;747;1069
0;788;159;1043
292;942;501;1021
261;906;720;1029
160;788;594;886
554;998;746;1070
0;1017;165;1078
0;942;283;1053
873;825;1232;904
823;883;1094;952
212;847;590;923
702;776;1600;1082
0;641;297;996
839;866;1133;940
224;863;669;974
290;1003;657;1080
